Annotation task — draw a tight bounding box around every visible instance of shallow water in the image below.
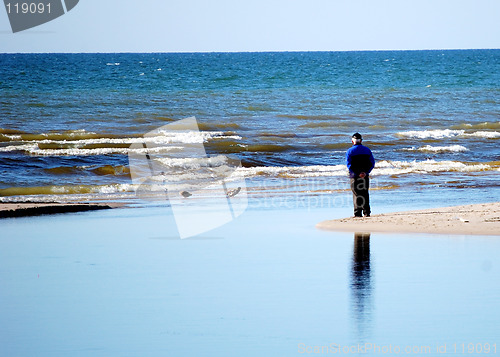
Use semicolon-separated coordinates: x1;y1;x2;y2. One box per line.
0;200;498;356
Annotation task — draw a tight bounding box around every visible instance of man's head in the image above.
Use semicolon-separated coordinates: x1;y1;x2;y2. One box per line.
352;132;362;145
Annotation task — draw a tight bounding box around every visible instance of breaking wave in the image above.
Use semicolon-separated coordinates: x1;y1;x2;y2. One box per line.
374;160;493;175
403;145;469;153
396;129;500;139
231;159;497;179
0;128;241;156
2;159;498;201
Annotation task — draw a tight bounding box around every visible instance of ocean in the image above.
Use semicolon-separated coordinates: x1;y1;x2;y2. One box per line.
0;50;499;204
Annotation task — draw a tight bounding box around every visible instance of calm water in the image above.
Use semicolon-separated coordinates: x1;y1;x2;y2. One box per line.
0;205;499;356
0;50;499;202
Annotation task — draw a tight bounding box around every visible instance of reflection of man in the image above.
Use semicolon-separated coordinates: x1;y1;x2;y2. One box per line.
351;232;372;339
346;133;375;217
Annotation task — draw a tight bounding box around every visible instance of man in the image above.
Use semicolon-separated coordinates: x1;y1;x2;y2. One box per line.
346;133;375;217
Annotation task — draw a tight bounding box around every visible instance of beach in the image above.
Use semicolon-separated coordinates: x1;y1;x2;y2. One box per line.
3;199;498;236
317;202;500;236
1;50;499;356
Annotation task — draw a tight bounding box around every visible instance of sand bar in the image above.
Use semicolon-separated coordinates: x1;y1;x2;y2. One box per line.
317;202;500;236
0;202;124;218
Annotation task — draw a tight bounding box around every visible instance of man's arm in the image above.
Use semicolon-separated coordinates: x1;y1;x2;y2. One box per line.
346;149;353;174
368;149;375;173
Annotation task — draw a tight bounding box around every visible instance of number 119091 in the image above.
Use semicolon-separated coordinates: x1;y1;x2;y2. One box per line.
452;343;497;354
5;2;51;14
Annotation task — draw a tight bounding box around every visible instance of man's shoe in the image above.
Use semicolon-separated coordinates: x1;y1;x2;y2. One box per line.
364;214;370;217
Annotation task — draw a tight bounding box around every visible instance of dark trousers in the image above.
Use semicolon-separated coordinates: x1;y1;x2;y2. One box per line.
350;177;370;217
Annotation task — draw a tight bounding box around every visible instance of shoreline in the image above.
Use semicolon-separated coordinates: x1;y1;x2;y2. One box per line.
317;202;500;236
0;202;125;219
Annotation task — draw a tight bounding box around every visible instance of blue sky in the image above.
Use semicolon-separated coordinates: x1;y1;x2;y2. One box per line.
1;0;499;53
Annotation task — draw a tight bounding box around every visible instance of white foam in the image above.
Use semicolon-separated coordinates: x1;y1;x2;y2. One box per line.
374;160;490;175
0;131;241;156
64;129;96;136
156;155;233;169
96;184;134;194
464;131;500;138
1;134;22;140
403;145;468;153
36;146;184;156
0;144;37;152
234;160;493;179
153;130;240;144
0;191;138;203
397;129;500;139
396;129;465;139
135;165;348;188
234;165;348;179
0;143;184;156
1;130;97;142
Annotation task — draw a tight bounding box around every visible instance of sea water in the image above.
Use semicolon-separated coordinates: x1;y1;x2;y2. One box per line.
0;51;499;356
0;50;499;204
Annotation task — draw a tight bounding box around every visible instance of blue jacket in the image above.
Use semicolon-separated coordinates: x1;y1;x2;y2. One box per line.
346;144;375;178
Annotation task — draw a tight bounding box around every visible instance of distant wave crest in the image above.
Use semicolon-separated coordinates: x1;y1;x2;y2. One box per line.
396;129;500;139
403;145;468;153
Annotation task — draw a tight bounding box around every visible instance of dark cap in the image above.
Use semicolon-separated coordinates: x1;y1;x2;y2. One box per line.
352;132;362;140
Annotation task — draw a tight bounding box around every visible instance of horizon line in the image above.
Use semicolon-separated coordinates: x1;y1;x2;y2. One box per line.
1;47;499;55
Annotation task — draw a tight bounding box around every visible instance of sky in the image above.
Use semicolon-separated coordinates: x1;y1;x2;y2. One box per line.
1;0;499;53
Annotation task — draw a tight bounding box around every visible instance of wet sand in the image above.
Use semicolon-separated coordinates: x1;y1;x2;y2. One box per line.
317;202;500;236
0;202;124;218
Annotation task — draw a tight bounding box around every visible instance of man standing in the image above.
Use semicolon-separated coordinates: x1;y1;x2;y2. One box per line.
346;133;375;217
